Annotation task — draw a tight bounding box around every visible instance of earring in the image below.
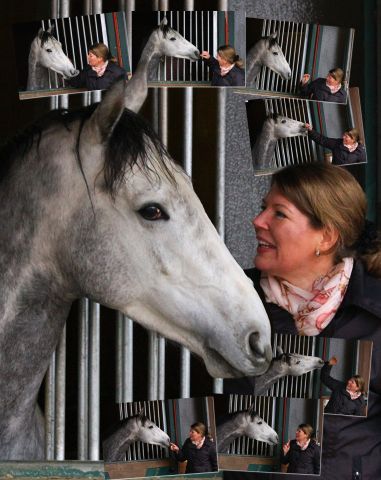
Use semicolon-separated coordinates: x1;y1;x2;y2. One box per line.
315;249;320;257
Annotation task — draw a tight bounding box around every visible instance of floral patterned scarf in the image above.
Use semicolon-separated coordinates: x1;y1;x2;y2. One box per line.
326;81;342;94
260;258;354;336
91;60;108;77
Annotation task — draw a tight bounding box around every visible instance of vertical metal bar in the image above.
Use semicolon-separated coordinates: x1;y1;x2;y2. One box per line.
213;87;226;395
78;298;89;460
55;324;66;460
45;352;56;460
148;332;159;400
89;301;100;460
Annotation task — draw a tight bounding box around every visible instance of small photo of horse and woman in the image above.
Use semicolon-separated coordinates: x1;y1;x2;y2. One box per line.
215;394;323;475
223;333;372;419
13;10;244;99
246;16;354;104
245;90;366;175
103;396;219;479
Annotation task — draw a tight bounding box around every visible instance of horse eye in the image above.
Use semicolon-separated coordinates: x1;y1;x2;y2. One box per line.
148;425;154;429
258;421;263;425
46;49;52;53
296;360;300;364
138;204;169;221
281;119;286;124
170;37;176;41
273;51;278;55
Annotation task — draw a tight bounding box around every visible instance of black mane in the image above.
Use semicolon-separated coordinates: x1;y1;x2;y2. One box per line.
40;30;56;47
0;104;175;196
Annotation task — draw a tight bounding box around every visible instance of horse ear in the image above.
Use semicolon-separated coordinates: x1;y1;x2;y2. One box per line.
247;404;255;415
276;346;283;356
270;32;277;39
38;28;44;39
88;79;126;142
160;17;168;28
47;25;55;34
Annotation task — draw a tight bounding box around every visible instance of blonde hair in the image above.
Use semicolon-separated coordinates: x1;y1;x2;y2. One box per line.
88;42;117;63
329;67;344;84
217;45;244;69
298;423;314;439
345;127;361;144
351;375;366;394
272;163;381;277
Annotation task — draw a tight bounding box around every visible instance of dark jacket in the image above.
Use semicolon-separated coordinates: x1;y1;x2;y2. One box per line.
203;57;245;86
299;77;347;103
281;439;320;474
234;261;381;480
68;62;126;91
308;128;366;165
175;437;218;473
321;363;366;416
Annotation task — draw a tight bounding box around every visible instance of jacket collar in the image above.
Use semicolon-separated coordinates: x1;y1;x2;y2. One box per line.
339;260;381;317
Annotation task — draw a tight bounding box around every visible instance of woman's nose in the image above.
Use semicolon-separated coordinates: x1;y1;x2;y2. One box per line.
252;210;267;229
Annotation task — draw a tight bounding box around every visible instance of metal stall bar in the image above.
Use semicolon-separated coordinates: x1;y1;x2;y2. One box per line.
179;0;195;400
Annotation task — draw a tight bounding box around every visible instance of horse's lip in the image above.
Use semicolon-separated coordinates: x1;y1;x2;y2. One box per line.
204;345;270;378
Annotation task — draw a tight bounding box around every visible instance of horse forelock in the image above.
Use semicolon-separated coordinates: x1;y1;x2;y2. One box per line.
267;36;279;49
159;22;172;38
103;108;176;198
40;30;57;47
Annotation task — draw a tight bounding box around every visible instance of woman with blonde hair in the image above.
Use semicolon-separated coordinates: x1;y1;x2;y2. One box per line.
200;45;245;86
169;422;218;473
299;67;347;103
281;424;320;474
242;162;381;479
305;123;366;165
69;42;126;91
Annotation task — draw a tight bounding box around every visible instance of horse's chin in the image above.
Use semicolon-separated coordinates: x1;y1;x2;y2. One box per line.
202;347;270;379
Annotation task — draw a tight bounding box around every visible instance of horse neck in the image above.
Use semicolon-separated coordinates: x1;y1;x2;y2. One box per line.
124;31;161;110
217;415;247;453
254;358;285;395
27;42;50;90
103;421;137;462
246;43;263;85
252;122;277;169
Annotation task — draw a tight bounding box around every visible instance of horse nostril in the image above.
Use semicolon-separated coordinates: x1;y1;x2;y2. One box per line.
249;332;267;360
195;50;200;58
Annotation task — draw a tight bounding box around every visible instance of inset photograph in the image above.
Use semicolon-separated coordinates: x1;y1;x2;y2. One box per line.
245;88;365;175
223;334;371;416
104;396;218;479
215;394;322;475
246;16;354;103
131;11;243;87
14;12;130;99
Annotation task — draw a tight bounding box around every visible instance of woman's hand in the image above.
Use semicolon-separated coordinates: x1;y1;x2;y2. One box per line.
200;51;211;60
305;123;312;131
169;442;179;453
301;73;310;85
283;440;291;455
328;356;338;366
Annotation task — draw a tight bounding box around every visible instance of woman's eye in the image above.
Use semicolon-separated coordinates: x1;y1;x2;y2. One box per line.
260;204;266;211
138;205;169;221
275;210;286;219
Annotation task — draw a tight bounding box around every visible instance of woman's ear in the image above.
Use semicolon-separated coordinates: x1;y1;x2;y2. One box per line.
320;225;340;254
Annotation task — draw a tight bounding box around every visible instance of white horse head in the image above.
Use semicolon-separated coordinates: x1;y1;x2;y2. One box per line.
32;27;78;79
260;32;291;81
134;411;170;448
275;346;325;376
269;113;308;139
155;18;200;60
243;406;279;445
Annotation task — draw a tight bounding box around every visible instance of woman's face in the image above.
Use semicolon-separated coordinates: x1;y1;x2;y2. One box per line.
343;132;356;146
347;378;359;393
253;186;332;287
189;429;203;443
88;51;104;67
326;73;340;87
216;52;230;68
296;428;309;443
